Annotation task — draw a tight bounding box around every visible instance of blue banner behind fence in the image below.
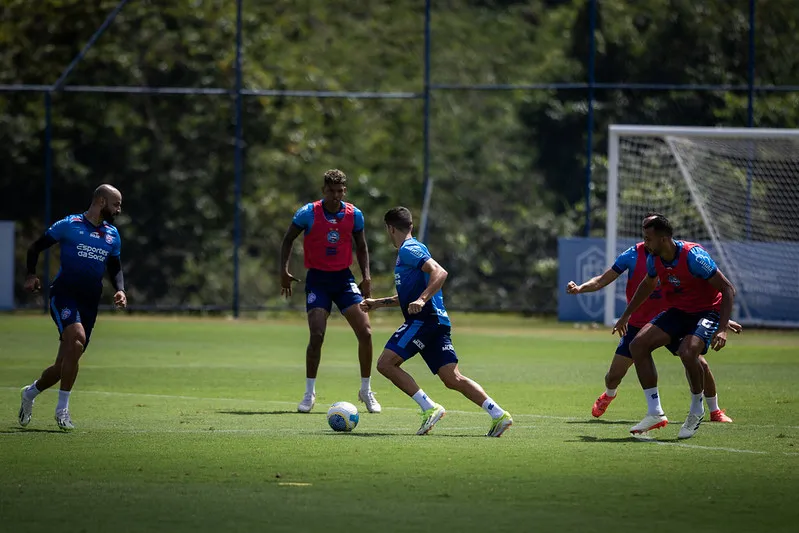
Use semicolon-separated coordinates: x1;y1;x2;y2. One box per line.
558;237;799;326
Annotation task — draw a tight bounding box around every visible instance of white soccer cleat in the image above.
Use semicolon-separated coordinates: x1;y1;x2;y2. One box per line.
630;414;669;435
297;392;316;413
18;386;34;427
55;409;75;431
678;412;704;439
358;389;382;413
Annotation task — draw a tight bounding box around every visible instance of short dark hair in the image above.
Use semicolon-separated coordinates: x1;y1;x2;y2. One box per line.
642;213;673;237
384;206;413;232
323;169;347;187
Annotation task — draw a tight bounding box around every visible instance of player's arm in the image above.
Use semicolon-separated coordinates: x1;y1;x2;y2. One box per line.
279;223;304;297
567;267;620;294
407;258;447;314
353;229;372;298
612;275;657;337
106;255;127;308
360;294;400;312
707;270;736;351
24;233;57;292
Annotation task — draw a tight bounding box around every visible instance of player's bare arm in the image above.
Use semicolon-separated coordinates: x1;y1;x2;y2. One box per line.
567;267;621;294
408;258;448;315
106;255;127;309
24;233;57;292
612;275;657;337
353;229;372;298
360;295;399;312
279;223;304;297
707;270;737;351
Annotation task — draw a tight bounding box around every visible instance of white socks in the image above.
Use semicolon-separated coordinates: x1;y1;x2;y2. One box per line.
24;381;41;401
481;397;505;419
690;392;705;416
706;395;719;412
644;387;665;416
412;389;435;411
305;378;316;396
605;388;617;398
361;377;371;392
57;390;71;412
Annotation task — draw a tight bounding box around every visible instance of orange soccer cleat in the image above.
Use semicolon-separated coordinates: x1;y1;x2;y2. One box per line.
592;392;616;418
709;409;733;423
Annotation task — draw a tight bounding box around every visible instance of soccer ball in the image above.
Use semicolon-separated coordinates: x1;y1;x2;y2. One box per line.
327;401;359;432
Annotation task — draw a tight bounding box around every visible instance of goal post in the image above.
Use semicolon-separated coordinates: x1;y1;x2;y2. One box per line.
605;125;799;328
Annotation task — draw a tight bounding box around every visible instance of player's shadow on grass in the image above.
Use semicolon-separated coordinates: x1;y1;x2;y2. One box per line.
218;410;324;416
566;419;636;425
1;427;63;434
570;434;642;444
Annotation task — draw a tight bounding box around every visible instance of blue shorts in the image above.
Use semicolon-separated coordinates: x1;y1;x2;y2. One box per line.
651;308;720;356
616;324;682;358
305;268;363;314
49;292;98;350
385;320;459;375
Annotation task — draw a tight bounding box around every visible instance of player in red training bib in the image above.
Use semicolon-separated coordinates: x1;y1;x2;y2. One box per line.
567;228;739;421
280;169;380;414
613;214;737;439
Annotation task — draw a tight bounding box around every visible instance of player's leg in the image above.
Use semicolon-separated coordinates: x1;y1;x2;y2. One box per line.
675;336;707;439
628;316;674;434
298;298;330;412
56;321;87;427
701;355;732;422
593;327;638;418
379;323;446;435
19;295;78;427
676;311;721;439
339;286;380;413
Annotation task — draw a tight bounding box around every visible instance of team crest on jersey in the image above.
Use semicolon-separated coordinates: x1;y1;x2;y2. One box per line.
668;274;681;287
307;292;317;304
105;233;114;244
61;308;71;320
326;230;340;244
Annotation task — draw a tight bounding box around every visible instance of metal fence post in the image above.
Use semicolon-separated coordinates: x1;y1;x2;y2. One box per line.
584;0;597;237
233;0;244;317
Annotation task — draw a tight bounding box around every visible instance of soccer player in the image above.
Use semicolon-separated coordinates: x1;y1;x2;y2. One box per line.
19;184;127;431
280;169;380;414
566;233;739;422
613;214;736;439
360;207;513;437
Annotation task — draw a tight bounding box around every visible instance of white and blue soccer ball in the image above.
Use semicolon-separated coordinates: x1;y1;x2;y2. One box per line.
327;401;359;432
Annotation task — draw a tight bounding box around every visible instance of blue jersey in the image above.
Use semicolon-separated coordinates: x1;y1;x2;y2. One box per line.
46;214;122;300
395;238;450;326
646;241;717;280
292;201;365;234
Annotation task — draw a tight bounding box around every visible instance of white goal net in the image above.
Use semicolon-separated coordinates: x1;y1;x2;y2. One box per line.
605;125;799;328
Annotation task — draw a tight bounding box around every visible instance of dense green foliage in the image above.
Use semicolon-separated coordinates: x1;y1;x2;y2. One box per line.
2;0;798;310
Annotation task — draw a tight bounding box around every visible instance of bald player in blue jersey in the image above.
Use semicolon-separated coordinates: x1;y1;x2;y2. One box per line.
360;207;513;437
19;184;127;431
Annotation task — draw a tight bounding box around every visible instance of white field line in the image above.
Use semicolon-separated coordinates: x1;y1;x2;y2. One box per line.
2;387;798;455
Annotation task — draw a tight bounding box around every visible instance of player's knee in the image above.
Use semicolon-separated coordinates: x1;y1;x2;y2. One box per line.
308;331;325;350
440;373;462;390
376;355;396;376
677;344;699;361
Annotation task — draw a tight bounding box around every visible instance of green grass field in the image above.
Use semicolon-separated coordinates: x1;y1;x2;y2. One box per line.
1;313;797;532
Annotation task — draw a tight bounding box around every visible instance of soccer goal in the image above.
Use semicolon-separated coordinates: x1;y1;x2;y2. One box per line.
605;125;799;328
